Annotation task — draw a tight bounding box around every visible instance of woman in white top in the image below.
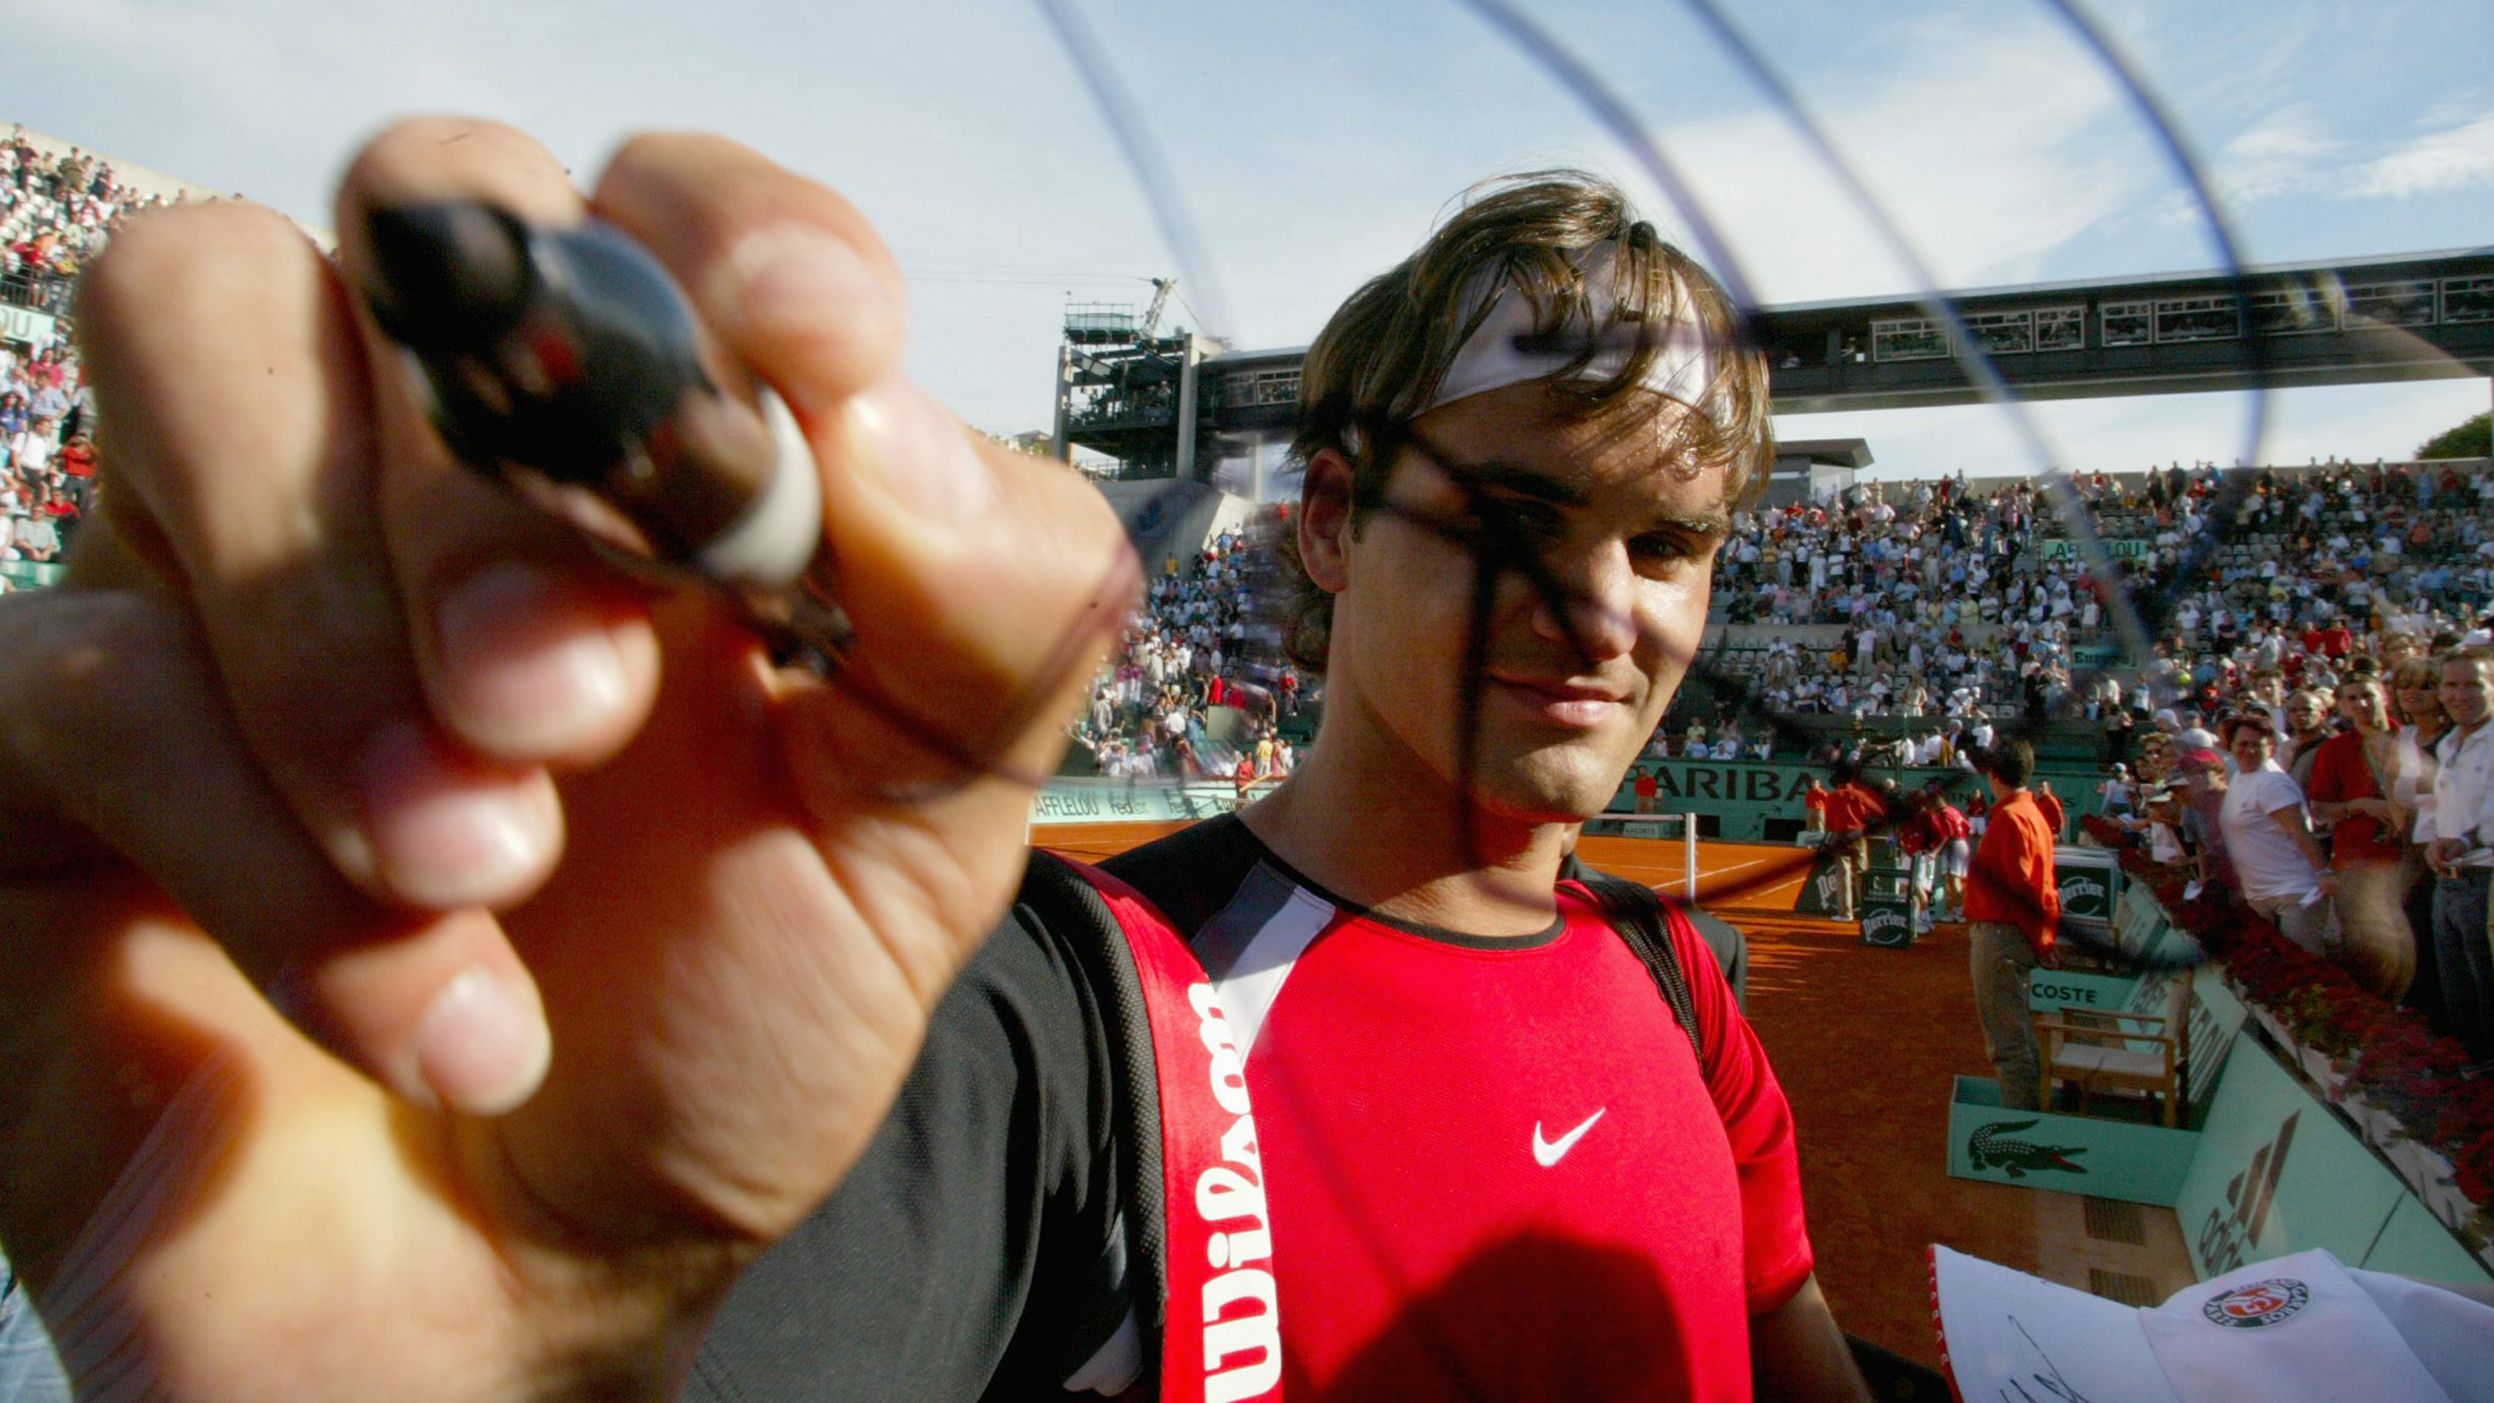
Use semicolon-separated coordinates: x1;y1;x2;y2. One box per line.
2389;655;2451;1022
2217;715;2338;955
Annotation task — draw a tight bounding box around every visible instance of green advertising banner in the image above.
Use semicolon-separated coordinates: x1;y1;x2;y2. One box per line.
1030;779;1243;825
1604;759;2109;842
2027;970;2136;1014
1791;845;1851;918
1946;1076;2198;1206
2114;882;2166;949
2054;848;2119;924
2176;1038;2412;1278
2040;537;2152;562
2183;967;2248;1110
2362;1196;2494;1285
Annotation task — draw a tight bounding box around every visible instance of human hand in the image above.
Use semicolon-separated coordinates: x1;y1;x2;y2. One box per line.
0;119;1133;1398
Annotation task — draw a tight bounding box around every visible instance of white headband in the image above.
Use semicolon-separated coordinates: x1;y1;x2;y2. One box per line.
1425;240;1723;419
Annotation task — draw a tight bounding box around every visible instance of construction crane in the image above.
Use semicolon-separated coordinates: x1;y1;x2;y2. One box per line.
1140;276;1176;340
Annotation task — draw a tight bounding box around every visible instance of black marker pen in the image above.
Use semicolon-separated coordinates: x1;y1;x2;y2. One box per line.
361;200;848;665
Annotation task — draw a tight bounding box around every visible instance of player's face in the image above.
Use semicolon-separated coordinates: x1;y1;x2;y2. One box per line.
1314;384;1728;824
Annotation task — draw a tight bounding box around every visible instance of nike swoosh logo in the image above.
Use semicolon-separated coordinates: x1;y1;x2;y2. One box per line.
1532;1108;1606;1167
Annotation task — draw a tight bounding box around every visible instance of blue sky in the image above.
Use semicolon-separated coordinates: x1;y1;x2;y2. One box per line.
8;0;2491;480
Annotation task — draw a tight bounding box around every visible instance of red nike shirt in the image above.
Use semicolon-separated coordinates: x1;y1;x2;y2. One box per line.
1187;856;1814;1401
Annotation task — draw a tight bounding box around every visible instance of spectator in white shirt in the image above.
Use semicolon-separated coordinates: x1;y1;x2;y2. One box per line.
2426;647;2494;1061
7;416;55;477
2217;714;2337;956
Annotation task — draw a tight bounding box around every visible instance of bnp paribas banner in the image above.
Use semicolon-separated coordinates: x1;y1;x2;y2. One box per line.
1608;759;2105;842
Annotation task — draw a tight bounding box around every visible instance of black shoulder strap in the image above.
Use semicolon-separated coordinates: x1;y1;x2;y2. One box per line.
1565;863;1711;1075
1013;851;1169;1386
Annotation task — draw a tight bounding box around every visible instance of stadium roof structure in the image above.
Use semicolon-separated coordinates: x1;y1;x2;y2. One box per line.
1059;248;2494;475
1778;438;1872;469
1759;246;2494;413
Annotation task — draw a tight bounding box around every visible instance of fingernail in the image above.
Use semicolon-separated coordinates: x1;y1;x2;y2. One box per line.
436;561;630;753
718;226;899;402
414;965;550;1117
842;378;994;521
355;721;558;908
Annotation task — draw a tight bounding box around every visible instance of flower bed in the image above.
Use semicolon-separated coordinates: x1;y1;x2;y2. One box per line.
2117;849;2494;1268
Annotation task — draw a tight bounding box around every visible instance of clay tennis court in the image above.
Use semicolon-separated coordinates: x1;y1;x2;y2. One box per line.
1037;822;2179;1370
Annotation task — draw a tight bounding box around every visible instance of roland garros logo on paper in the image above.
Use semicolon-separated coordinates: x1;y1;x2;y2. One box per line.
2201;1277;2310;1329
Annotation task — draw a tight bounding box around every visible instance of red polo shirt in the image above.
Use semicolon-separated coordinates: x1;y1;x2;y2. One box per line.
1967;789;2061;957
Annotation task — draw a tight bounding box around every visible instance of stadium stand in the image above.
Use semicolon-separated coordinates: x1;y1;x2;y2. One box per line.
1067;519;1301;788
1061;453;2494;783
0;125;292;591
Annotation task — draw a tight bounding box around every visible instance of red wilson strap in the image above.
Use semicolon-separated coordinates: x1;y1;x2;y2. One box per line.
1064;859;1284;1403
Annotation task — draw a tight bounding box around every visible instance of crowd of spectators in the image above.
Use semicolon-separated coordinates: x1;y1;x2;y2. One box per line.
1070;523;1300;790
1680;458;2494;741
2;131;150;316
1061;457;2494;807
0;338;90;572
2098;641;2494;1069
0;127;198;577
1706;474;2088;721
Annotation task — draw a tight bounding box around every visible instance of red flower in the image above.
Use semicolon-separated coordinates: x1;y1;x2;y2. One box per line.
2130;880;2494;1209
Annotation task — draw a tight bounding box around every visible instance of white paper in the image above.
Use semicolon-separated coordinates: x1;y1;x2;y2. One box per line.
1931;1246;2180;1403
2350;1268;2494;1403
1933;1245;2489;1403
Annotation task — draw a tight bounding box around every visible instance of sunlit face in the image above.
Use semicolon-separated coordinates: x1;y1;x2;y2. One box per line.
2336;680;2389;732
1308;383;1728;824
2228;726;2273;774
2286;692;2329;735
2394;676;2445;728
2443;659;2494;730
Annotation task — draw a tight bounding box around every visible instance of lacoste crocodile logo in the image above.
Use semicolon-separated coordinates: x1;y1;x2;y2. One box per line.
1968;1120;2088;1177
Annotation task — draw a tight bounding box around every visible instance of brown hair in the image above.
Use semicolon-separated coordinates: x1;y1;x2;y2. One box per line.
2334;673;2385;699
1274;170;1773;671
2389;655;2444;728
2219;713;2274;748
2441;644;2494;674
2390;655;2441;691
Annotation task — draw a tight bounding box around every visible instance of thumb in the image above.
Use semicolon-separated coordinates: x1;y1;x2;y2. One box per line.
801;377;1137;801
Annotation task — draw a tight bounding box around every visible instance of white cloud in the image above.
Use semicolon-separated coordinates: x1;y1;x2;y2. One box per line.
2420;88;2493;129
2350;111;2494;198
1641;15;2162;303
11;0;2491;453
2208;102;2344;203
